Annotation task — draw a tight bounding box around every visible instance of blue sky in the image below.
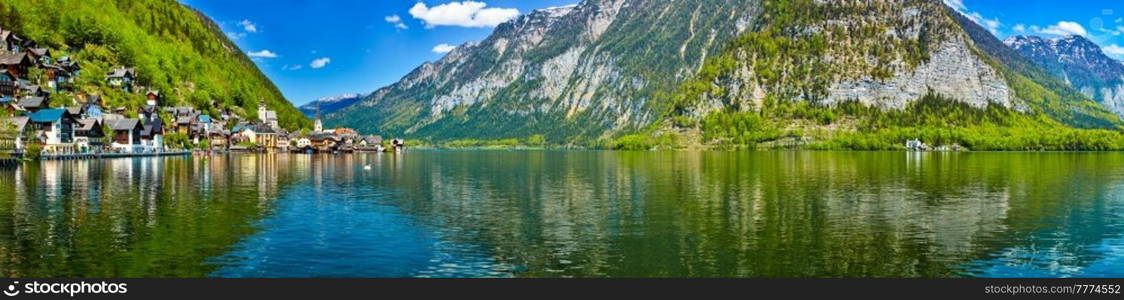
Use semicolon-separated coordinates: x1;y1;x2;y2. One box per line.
947;0;1124;57
180;1;1124;106
179;0;575;105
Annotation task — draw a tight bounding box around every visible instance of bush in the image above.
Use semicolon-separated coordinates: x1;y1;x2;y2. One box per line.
613;134;655;150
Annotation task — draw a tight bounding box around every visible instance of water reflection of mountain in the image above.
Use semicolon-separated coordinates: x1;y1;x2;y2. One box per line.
370;151;1124;277
0;155;304;277
0;152;1121;278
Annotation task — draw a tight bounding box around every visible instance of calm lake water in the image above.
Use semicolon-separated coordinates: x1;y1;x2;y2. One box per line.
0;151;1122;278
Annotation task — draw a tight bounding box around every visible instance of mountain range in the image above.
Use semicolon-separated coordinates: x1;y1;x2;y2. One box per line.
322;0;1124;149
325;0;760;142
1005;35;1124;117
299;93;367;117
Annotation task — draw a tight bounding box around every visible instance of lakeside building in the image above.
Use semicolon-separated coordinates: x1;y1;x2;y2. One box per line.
27;108;76;153
0;25;395;157
107;118;143;153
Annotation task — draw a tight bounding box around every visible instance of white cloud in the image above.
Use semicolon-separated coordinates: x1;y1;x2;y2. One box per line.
942;0;966;12
226;32;246;40
282;64;303;71
238;19;257;33
385;14;408;30
432;43;457;54
310;57;331;69
1013;24;1026;33
1103;44;1124;57
409;1;519;28
943;0;1001;35
246;50;278;58
968;12;1002;34
1038;21;1088;36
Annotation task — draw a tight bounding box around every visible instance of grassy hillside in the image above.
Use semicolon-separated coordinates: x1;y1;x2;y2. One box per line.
0;0;310;129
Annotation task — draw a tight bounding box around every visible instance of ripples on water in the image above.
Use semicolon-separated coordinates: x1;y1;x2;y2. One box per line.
0;151;1122;277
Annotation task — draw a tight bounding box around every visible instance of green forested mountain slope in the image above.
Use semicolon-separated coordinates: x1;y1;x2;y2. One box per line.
648;0;1124;150
0;0;310;129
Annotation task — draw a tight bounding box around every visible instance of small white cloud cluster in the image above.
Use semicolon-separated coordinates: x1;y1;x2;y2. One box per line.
239;19;258;33
409;1;519;28
432;43;457;54
247;50;278;58
943;0;1001;35
310;57;331;69
1037;21;1088;37
385;14;408;30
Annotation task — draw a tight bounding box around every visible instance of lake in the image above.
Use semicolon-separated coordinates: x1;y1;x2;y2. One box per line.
0;151;1121;278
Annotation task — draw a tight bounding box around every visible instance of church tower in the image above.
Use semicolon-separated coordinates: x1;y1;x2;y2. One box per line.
258;99;268;123
314;104;324;132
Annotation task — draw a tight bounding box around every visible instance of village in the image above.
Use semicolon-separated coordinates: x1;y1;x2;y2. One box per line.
0;27;401;161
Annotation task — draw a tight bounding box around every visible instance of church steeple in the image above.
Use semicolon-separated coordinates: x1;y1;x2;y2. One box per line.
257;99;268;123
314;103;323;132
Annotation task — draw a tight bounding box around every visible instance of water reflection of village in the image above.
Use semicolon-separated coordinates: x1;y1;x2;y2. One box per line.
0;154;305;277
0;151;1122;277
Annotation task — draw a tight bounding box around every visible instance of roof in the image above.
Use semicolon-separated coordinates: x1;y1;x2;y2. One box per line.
74;118;100;131
22;85;41;95
2;116;29;133
310;133;338;141
364;135;383;143
65;106;82;115
17;96;45;108
146;90;159;97
176;115;194;125
105;67;135;78
138;105;159;114
0;53;28;65
28;48;49;57
107;118;140;131
140;118;163;136
247;123;276;134
198;115;212;123
28;108;66;123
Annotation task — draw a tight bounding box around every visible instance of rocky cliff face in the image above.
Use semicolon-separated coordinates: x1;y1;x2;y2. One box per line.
677;0;1118;130
325;0;762;141
1005;35;1124;117
683;0;1017;116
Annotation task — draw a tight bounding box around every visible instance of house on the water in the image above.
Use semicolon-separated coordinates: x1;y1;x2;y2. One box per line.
137;90;164;152
106;118;142;153
28;108;76;153
73;118;104;153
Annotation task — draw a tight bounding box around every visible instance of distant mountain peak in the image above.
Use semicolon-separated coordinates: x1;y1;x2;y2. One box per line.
299;93;369;117
1006;34;1124;116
